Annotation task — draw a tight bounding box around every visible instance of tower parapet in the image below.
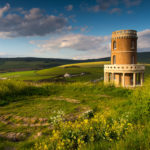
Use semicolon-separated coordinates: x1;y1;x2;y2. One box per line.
112;30;137;39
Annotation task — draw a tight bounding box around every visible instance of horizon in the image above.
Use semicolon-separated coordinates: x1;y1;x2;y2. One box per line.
0;0;150;59
0;51;149;60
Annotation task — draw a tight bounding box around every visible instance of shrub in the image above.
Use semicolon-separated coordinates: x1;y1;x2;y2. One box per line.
34;113;133;150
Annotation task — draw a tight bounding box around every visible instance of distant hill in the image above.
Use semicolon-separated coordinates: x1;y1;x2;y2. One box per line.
137;52;150;63
0;57;109;72
0;52;149;72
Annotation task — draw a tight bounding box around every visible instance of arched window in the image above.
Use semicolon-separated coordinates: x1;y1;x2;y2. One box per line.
131;40;135;49
131;55;134;64
113;55;116;64
113;41;116;49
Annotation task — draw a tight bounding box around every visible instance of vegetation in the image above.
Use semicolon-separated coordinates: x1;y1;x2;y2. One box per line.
0;57;109;73
0;51;150;72
0;61;107;81
0;60;150;150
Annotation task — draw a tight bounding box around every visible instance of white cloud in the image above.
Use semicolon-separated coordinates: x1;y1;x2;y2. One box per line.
0;4;68;38
31;29;150;59
0;32;12;38
138;29;150;51
31;33;111;59
80;26;89;32
0;3;10;18
124;0;142;7
32;34;110;52
85;0;142;13
65;5;73;11
110;8;121;14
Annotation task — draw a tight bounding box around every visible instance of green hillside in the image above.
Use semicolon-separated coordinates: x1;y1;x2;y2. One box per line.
0;55;150;150
0;61;109;82
0;74;150;150
0;52;150;73
0;57;110;73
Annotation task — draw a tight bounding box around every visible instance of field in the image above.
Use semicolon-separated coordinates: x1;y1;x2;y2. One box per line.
0;61;150;150
0;61;109;82
0;52;150;73
0;57;110;73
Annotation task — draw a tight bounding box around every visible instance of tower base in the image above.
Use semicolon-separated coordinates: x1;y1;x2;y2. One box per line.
104;64;145;87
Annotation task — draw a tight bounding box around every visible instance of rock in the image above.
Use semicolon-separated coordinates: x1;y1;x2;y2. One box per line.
81;72;85;76
64;73;71;78
30;118;37;124
34;132;42;139
91;79;101;83
0;132;27;141
39;118;48;122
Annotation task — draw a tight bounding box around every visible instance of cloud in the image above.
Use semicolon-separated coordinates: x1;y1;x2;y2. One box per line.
127;10;133;14
88;0;119;12
31;33;111;59
0;3;10;18
80;26;89;32
86;0;141;13
124;0;142;7
110;8;121;14
0;32;12;38
68;15;76;22
0;4;69;38
65;4;73;11
138;29;150;52
31;29;150;59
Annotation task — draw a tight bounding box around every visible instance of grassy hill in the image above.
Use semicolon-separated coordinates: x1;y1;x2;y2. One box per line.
0;57;110;73
0;76;150;149
0;55;150;150
0;61;109;82
0;52;150;73
1;60;150;83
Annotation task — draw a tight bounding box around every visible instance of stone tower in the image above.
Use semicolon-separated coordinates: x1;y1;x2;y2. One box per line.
104;30;145;87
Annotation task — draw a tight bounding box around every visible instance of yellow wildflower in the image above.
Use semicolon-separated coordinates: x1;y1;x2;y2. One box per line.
84;119;88;124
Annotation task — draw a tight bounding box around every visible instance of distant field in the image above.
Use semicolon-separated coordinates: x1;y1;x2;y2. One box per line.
1;61;150;83
0;52;150;73
0;57;110;72
60;61;110;68
0;61;108;82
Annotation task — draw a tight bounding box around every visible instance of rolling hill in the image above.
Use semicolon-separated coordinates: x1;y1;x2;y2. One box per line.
0;52;150;73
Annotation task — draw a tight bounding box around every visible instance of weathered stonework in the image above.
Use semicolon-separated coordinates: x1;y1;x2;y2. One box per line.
104;30;145;87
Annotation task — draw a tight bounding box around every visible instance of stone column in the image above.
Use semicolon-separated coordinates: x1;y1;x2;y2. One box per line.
141;72;144;86
105;72;109;82
112;73;114;83
104;72;106;83
104;72;108;83
108;73;110;82
122;73;125;87
133;73;136;87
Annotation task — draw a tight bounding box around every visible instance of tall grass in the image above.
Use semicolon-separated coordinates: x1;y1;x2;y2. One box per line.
0;80;52;106
0;80;149;149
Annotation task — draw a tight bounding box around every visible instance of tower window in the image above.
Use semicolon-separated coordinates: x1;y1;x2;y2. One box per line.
132;55;135;64
113;41;116;49
131;40;135;49
113;55;116;64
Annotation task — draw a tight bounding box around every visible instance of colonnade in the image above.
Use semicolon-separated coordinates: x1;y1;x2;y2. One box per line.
104;72;144;87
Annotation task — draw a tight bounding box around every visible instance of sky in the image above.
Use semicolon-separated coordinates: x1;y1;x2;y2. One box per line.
0;0;150;59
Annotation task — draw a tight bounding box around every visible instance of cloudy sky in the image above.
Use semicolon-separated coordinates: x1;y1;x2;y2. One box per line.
0;0;150;59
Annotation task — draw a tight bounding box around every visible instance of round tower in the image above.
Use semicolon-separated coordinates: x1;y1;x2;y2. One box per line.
104;29;145;87
111;30;137;65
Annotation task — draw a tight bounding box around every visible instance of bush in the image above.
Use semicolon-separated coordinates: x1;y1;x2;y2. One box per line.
34;113;133;150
